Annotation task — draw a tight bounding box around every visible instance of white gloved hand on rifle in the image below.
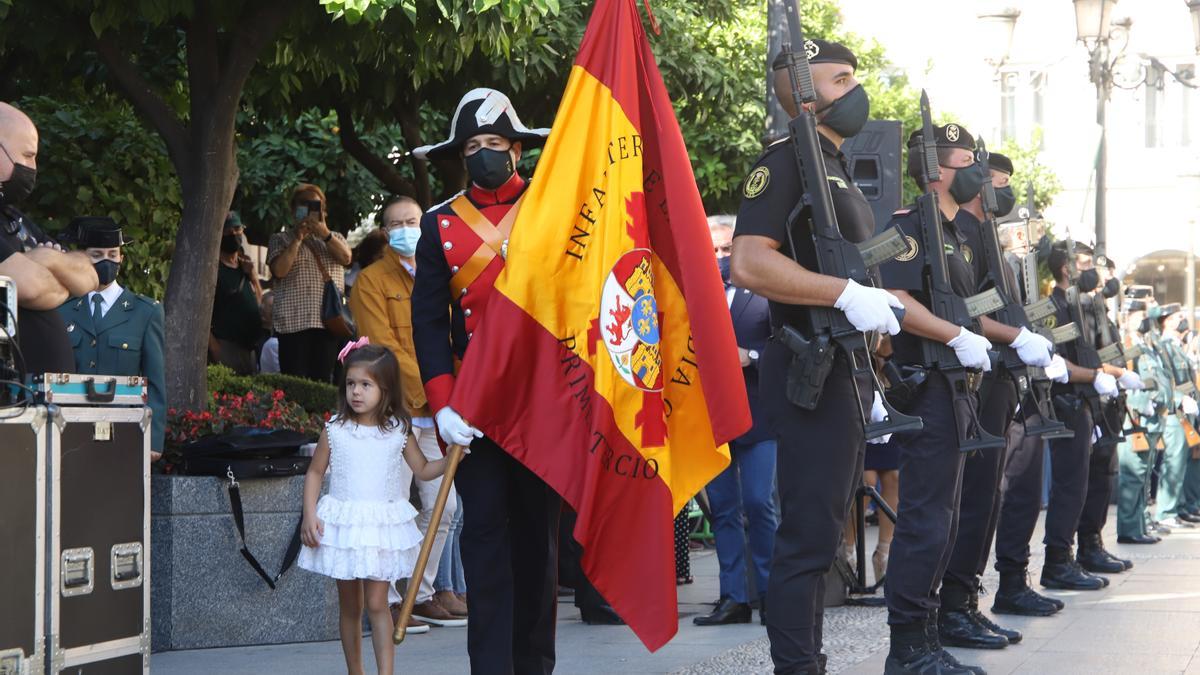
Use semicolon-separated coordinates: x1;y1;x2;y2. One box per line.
1117;370;1145;391
867;391;892;445
1044;355;1069;383
435;406;484;447
947;327;992;371
834;279;905;336
1092;372;1118;398
1183;395;1199;417
1009;327;1054;368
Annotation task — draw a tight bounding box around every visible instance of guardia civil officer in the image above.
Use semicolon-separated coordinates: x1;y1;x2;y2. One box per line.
877;123;1050;674
58;217;165;460
1151;303;1200;529
409;88;560;675
936;152;1055;650
1115;304;1167;544
731;40;907;675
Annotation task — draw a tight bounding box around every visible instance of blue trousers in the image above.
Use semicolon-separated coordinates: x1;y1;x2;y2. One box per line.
706;438;779;603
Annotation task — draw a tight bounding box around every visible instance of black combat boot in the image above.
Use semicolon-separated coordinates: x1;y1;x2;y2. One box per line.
1076;533;1125;574
937;581;1008;650
927;611;987;674
1095;533;1133;570
885;621;976;675
1041;546;1108;590
966;584;1021;644
992;569;1062;616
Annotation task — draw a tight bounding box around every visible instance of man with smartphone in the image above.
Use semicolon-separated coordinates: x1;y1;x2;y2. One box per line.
266;183;352;382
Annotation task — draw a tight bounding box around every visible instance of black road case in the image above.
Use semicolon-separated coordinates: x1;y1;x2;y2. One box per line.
47;405;150;674
0;407;48;675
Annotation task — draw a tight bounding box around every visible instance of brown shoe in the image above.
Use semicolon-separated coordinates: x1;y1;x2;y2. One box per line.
434;590;469;618
388;604;430;635
411;599;467;627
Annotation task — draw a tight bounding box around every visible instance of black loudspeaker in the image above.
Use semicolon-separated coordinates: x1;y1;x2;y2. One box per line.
843;120;903;233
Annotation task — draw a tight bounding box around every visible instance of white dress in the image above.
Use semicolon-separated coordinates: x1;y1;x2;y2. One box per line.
297;417;422;581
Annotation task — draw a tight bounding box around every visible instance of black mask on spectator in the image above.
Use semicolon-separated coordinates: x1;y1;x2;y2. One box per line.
1077;268;1100;293
465;148;515;190
94;259;119;286
1101;278;1120;299
0;149;36;206
220;233;243;254
717;255;731;285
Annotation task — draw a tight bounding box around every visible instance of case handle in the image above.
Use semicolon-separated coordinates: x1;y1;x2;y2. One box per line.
84;377;117;403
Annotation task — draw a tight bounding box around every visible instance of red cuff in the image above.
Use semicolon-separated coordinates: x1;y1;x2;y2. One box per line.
424;374;456;414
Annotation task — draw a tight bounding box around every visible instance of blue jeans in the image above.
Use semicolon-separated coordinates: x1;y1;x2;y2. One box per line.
434;493;467;593
706;438;779;603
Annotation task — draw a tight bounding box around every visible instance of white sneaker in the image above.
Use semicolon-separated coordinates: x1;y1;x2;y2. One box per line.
1159;517;1195;529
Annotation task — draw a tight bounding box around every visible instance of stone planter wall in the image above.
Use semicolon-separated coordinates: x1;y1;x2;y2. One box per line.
151;474;339;651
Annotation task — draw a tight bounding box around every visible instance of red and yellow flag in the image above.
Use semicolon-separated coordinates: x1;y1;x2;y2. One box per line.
449;0;751;650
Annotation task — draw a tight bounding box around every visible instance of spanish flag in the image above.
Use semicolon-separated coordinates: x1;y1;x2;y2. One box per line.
448;0;751;651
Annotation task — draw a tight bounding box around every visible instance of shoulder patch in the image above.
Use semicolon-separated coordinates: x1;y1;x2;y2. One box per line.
895;235;919;262
744;166;771;199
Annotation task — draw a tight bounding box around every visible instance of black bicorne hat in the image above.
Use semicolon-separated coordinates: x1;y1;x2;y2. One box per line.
414;88;550;161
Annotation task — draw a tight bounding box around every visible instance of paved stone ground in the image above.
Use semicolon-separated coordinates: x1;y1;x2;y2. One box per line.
153;505;1200;674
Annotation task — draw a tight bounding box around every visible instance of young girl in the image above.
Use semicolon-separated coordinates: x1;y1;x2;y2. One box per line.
298;340;451;675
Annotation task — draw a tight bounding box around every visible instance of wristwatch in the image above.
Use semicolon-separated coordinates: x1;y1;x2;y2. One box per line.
748;349;760;362
323;231;333;243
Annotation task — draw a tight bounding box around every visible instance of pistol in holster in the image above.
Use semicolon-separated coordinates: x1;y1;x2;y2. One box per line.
778;325;837;411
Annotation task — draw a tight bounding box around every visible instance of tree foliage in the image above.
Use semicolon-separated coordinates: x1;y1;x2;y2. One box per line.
998;129;1062;215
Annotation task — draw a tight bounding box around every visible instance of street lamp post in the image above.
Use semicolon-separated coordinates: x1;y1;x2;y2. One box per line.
1073;0;1119;258
978;7;1021;70
1189;0;1200;54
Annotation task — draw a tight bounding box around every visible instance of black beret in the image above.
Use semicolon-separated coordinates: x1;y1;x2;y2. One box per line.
772;39;858;72
987;152;1014;175
70;216;133;248
906;122;976;153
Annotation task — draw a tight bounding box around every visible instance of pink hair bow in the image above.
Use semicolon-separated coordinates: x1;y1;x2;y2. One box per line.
337;336;370;363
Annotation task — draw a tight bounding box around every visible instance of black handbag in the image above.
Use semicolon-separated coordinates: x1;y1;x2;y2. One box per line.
304;238;356;339
176;427;315;589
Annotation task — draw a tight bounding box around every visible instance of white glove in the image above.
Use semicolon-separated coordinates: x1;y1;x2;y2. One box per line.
1117;370;1145;391
834;279;904;336
867;391;892;445
435;406;484;447
1009;327;1053;368
1183;395;1199;417
1092;372;1118;397
1044;355;1069;383
946;327;993;371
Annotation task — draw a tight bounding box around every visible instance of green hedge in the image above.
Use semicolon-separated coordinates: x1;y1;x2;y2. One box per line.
206;364;338;415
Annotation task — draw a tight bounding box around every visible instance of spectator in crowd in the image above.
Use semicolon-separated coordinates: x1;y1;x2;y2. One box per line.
209;211;262;374
267;183;351;383
433;492;466;609
0;102;98;375
675;509;692;585
347;195;465;629
58;217;165;459
258;289;280;374
345;228;388;296
694;217;777;627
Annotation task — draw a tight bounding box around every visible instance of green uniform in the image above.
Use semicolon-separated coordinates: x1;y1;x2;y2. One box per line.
1160;334;1200;514
1151;333;1193;521
58;287;166;451
1116;334;1170;537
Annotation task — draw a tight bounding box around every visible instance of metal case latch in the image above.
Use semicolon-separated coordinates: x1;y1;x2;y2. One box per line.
61;547;95;597
0;648;24;675
111;542;144;589
93;421;113;441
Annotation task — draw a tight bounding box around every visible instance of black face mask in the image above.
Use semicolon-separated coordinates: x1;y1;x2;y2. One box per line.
94;260;119;287
717;255;731;285
220;233;243;254
465;148;515;190
948;162;988;204
1077;268;1100;293
1138;318;1152;335
0;144;36;206
1101;278;1120;299
816;84;870;139
1179;319;1191;334
993;185;1016;217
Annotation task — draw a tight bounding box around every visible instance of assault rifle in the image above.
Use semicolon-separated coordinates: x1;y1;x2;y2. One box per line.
973;141;1069;439
775;1;922;440
1092;279;1148;437
909;91;1003;452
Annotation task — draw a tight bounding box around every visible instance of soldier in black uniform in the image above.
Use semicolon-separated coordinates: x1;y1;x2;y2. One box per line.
877;122;1039;675
1035;245;1120;590
731;40;908;675
936;152;1057;650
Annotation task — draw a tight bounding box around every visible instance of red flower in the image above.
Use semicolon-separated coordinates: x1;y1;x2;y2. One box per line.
273;389;285;401
245;391;255;402
323;411;332;421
